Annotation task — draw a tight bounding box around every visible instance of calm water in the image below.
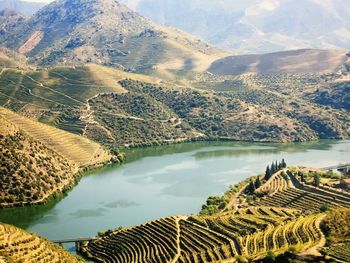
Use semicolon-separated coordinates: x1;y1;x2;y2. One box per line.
1;140;349;240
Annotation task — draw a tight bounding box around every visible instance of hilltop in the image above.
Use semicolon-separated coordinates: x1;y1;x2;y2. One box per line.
208;49;350;75
0;0;225;76
5;0;350;55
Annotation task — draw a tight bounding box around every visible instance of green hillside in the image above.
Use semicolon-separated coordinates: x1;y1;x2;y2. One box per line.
0;63;349;147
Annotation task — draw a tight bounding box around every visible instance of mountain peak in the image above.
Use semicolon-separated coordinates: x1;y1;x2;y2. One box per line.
0;0;223;74
0;8;27;37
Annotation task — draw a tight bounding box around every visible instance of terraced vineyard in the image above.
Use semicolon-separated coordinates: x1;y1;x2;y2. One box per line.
327;242;350;263
81;207;323;262
0;107;110;167
256;170;350;212
79;167;350;262
256;171;293;195
0;223;84;262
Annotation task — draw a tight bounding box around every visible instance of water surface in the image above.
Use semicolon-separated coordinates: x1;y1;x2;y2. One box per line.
1;140;349;240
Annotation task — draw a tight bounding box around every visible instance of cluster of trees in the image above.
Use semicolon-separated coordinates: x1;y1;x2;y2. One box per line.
245;159;287;195
200;196;227;216
247;177;262;194
264;159;287;181
322;208;350;245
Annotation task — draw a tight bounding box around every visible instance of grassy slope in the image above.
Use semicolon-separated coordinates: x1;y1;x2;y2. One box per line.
0;64;349;147
0;223;84;262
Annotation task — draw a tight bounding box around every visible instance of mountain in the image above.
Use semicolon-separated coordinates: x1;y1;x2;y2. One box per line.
0;8;27;36
0;0;45;16
209;49;350;75
120;0;350;54
0;0;225;76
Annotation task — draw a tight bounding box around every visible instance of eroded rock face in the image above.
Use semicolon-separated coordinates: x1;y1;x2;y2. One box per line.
18;30;43;54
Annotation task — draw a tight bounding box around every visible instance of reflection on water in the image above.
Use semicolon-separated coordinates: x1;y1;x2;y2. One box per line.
0;140;349;240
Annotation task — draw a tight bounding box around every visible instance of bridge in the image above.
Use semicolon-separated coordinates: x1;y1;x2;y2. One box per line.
52;237;97;252
320;163;350;173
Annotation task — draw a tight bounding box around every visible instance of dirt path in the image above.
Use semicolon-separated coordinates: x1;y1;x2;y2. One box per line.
223;182;249;212
300;214;326;257
171;216;188;263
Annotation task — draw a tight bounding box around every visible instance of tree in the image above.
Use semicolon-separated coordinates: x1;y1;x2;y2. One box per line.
264;165;271;180
297;171;306;182
275;161;278;171
255;177;262;189
271;162;276;174
320;203;329;212
313;174;321;187
281;158;287;168
248;180;256;194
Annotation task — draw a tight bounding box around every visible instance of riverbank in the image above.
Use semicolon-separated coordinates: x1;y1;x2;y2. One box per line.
0;152;124;209
1;140;348;241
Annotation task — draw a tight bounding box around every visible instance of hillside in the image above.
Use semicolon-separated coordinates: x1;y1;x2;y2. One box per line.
81;208;323;262
0;64;350;147
0;223;84;262
0;107;111;167
0;0;225;76
80;166;350;262
0;46;28;69
0;106;112;207
0;115;75;207
322;209;350;262
121;0;350;54
0;8;27;36
208;49;349;75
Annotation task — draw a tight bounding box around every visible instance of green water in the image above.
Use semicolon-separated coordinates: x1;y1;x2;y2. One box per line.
0;140;349;241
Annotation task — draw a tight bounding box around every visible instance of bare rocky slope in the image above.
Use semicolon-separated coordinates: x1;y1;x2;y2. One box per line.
0;0;225;76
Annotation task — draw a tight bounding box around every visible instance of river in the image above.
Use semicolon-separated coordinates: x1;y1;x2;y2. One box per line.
0;140;349;242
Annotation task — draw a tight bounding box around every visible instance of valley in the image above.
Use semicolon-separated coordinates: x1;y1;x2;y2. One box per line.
0;0;350;262
0;140;349;241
